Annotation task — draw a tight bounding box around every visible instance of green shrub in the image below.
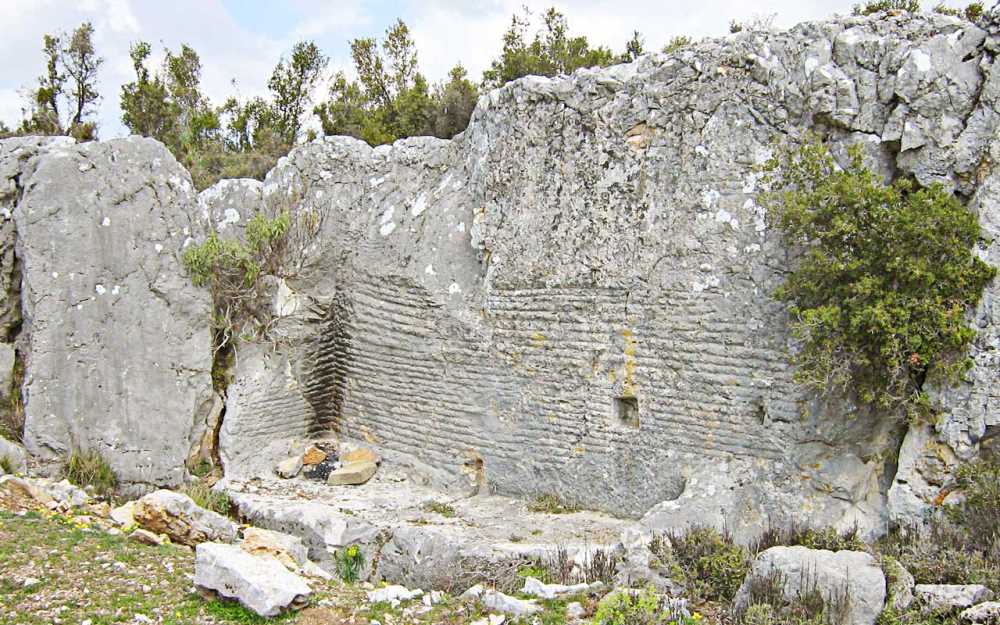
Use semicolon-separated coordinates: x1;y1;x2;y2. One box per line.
762;141;996;422
877;459;1000;594
0;455;13;474
335;544;365;583
62;449;117;498
662;36;692;54
751;522;864;555
932;2;984;20
853;0;921;15
737;567;848;625
950;459;1000;547
593;586;691;625
663;525;750;602
1;354;25;442
878;520;999;592
528;494;579;514
181;481;231;516
423;501;456;517
182;211;291;340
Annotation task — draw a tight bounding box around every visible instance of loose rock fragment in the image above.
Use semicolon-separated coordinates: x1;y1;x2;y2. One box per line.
133;489;237;546
194;542;312;617
915;585;995;612
327;460;377;486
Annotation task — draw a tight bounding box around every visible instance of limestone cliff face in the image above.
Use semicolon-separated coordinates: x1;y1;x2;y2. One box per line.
3;11;1000;532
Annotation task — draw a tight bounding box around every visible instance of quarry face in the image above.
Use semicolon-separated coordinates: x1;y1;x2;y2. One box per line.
3;11;1000;541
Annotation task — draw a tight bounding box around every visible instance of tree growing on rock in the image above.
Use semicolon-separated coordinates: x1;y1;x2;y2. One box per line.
762;140;996;421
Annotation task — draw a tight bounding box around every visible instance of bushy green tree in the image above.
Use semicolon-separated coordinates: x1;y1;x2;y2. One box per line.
315;19;478;145
121;42;220;155
63;22;102;135
266;41;328;145
762;140;996;421
481;7;617;89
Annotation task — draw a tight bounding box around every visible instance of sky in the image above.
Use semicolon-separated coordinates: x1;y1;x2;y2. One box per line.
0;0;973;138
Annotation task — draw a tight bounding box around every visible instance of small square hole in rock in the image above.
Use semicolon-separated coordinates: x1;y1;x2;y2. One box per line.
613;396;640;429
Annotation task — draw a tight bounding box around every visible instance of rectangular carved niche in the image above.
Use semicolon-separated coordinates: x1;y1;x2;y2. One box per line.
613;396;640;429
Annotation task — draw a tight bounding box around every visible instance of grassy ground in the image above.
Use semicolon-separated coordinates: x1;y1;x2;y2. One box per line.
0;509;580;625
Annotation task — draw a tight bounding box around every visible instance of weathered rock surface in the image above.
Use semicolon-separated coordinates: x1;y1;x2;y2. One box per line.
885;558;916;612
110;500;137;526
194;542;311;617
915;585;995;612
240;526;309;571
195;10;1000;535
522;576;599;599
4;9;1000;533
275;456;303;479
0;343;13;404
133;489;237;546
961;601;1000;624
462;584;541;617
232;495;381;570
367;584;424;606
0;137;214;489
0;436;27;473
228;477;625;588
735;546;885;625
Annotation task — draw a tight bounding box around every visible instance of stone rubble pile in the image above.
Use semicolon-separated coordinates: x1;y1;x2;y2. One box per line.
274;439;382;486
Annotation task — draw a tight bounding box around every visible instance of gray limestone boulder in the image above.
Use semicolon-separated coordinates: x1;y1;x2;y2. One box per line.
194;542;311;617
735;546;886;625
133;489;237;546
232;495;380;571
4;137;214;490
915;585;995;612
462;584;541;617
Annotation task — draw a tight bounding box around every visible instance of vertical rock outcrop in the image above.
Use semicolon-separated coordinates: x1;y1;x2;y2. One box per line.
1;137;214;489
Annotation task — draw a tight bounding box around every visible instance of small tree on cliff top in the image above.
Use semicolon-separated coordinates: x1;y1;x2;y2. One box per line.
762;140;995;421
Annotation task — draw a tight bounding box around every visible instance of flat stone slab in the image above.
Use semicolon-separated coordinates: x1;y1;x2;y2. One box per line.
224;473;627;588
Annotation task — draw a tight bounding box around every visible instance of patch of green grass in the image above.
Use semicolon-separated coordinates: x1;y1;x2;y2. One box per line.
182;481;231;516
205;598;295;623
423;501;457;517
62;448;117;498
0;454;14;474
528;494;579;514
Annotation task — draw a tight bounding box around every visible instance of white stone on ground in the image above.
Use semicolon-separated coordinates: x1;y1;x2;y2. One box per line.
194;542;311;617
462;584;541;617
915;585;995;612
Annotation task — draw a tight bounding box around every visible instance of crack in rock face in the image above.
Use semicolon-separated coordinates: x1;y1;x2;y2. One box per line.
4;11;1000;536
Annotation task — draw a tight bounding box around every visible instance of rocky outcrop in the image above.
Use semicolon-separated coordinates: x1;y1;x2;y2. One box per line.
4;10;1000;534
195;10;1000;537
915;585;995;612
735;546;886;625
0;137;214;490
